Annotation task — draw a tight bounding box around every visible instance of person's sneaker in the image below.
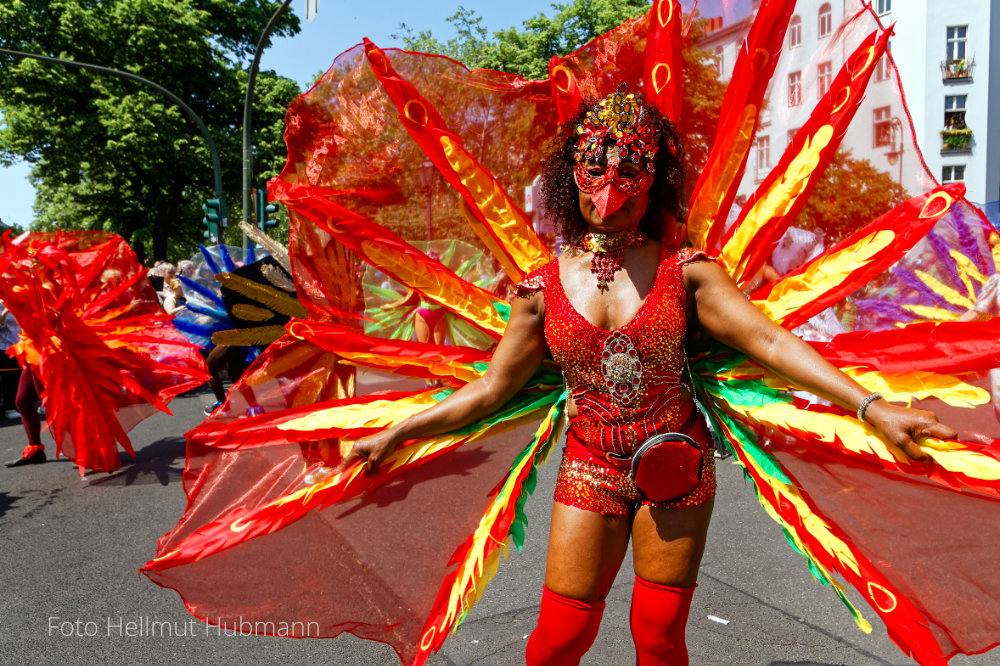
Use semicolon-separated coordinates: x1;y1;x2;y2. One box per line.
5;445;46;467
3;409;19;420
203;401;223;416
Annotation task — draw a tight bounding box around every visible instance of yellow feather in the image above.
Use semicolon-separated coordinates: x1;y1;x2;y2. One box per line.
211;326;286;347
232;303;278;322
913;269;974;309
723;125;834;280
217;273;308;318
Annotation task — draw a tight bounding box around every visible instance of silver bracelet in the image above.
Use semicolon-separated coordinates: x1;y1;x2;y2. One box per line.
856;392;884;423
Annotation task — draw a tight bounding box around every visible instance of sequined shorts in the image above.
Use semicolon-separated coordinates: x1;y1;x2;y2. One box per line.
553;422;717;517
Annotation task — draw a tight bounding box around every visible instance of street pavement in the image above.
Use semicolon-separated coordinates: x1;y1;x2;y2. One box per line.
0;386;993;665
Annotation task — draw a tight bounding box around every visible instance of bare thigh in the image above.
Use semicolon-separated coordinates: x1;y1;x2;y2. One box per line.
431;318;448;345
413;312;431;344
544;501;632;602
632;498;714;586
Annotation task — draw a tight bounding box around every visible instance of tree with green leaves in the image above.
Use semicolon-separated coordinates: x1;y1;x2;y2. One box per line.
393;1;726;206
394;1;651;80
795;148;908;243
0;0;301;262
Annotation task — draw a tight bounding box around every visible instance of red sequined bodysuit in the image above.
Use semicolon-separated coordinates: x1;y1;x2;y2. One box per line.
516;244;716;515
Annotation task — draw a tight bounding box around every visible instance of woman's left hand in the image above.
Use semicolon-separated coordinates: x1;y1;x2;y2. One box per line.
861;399;957;462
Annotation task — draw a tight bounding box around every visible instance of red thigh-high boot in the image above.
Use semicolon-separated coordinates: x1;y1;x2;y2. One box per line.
525;585;605;665
630;576;696;666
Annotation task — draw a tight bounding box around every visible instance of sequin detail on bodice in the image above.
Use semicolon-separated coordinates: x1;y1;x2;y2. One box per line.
516;246;707;455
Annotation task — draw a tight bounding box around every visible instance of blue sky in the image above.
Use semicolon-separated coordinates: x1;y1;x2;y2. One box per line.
0;0;560;230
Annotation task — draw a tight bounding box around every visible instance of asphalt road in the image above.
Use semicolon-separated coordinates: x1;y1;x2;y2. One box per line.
0;386;993;665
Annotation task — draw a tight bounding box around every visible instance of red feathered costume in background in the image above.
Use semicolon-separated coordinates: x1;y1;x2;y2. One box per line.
0;230;209;474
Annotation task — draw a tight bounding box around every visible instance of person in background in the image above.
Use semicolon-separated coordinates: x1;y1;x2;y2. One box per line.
5;298;46;467
161;277;189;316
0;300;22;421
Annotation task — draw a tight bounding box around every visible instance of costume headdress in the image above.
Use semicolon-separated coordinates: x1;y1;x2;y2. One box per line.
574;83;659;219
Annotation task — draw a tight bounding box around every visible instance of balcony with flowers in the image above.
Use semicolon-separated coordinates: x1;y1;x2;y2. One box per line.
940;58;975;81
940;127;972;153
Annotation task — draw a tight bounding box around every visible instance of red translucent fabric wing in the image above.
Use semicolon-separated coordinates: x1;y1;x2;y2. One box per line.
288;211;363;324
686;0;796;253
644;0;684;123
275;43;557;260
772;437;1000;663
274;190;507;339
750;185;965;331
144;420;540;664
723;29;891;285
361;39;552;281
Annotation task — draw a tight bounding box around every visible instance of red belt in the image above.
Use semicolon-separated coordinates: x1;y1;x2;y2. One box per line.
564;403;702;470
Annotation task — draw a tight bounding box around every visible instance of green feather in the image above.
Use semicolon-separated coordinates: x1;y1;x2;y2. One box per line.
493;301;511;323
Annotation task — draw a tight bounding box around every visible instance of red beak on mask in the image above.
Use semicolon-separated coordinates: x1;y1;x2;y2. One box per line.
591;182;630;219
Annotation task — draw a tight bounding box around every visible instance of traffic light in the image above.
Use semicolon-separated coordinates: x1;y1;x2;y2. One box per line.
254;185;279;231
203;197;226;243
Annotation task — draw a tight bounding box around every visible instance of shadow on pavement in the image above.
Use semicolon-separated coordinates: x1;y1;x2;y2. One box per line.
89;436;187;488
0;491;18;519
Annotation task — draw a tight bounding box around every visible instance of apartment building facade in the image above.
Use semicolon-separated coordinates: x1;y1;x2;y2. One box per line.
700;0;998;206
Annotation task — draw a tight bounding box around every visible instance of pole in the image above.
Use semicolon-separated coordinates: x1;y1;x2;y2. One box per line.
243;0;294;251
0;48;224;208
425;192;433;242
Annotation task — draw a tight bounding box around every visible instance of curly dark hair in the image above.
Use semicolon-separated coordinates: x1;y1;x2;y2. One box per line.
538;98;686;243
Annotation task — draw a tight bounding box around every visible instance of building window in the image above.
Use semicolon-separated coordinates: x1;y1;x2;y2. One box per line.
875;54;890;81
817;62;833;97
787;128;800;148
942;165;965;183
818;3;832;38
944;95;967;129
756;136;770;178
874;39;892;81
873;106;893;147
946;26;967;62
789;16;802;48
876;0;891;15
788;71;802;107
713;46;724;77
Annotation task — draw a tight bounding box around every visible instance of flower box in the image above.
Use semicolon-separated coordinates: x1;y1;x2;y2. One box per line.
940;129;972;151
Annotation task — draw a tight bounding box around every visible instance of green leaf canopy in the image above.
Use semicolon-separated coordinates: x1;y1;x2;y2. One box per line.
0;0;301;262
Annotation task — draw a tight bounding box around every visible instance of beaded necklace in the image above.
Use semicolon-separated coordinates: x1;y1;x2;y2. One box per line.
577;227;648;291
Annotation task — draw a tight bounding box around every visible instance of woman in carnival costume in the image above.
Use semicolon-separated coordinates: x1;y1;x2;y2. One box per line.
144;2;1000;664
337;87;950;664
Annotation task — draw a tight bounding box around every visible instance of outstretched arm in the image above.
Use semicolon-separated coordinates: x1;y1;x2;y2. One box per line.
380;287;418;310
684;260;956;461
337;291;549;474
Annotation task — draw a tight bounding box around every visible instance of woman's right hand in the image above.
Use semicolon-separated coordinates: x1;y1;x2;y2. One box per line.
334;429;402;476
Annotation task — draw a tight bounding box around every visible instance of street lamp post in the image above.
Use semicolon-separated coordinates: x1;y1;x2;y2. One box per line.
417;160;437;242
243;0;295;251
886;116;904;188
0;48;224;208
